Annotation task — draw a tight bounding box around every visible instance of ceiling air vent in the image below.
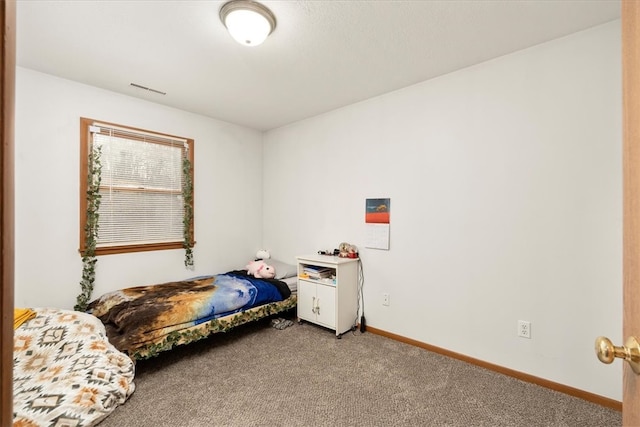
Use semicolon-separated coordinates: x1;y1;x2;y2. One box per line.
129;83;166;95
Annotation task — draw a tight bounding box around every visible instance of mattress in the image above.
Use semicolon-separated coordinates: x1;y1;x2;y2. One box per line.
282;275;297;294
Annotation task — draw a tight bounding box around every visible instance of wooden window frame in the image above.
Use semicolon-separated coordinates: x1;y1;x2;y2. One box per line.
79;117;194;256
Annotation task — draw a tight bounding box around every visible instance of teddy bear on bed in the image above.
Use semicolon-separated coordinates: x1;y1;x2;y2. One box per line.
246;259;276;279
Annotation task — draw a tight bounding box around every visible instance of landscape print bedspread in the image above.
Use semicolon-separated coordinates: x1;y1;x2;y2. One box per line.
87;272;291;354
13;308;135;427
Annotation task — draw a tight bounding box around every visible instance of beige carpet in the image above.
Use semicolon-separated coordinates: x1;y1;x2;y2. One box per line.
98;316;621;427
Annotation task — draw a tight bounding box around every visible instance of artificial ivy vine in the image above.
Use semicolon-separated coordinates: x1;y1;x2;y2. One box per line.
182;155;194;268
74;145;102;312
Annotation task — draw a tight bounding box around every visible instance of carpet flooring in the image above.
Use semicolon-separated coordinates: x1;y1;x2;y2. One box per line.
98;316;621;427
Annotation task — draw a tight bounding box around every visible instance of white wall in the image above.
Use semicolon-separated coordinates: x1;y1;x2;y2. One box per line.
14;68;264;309
14;21;623;402
263;22;623;400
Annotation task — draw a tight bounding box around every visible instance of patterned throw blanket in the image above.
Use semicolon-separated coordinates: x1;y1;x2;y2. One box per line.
88;272;291;354
13;308;135;427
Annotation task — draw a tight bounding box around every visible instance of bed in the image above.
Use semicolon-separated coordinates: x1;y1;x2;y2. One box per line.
13;307;135;427
87;266;298;361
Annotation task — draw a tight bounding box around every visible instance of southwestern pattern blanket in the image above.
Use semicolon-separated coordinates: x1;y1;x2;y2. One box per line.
13;308;135;426
87;272;293;358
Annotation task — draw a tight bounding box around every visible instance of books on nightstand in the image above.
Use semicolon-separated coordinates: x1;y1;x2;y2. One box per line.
302;265;334;279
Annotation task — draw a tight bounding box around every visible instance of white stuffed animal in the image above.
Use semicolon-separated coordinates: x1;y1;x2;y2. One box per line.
246;260;276;279
256;249;271;260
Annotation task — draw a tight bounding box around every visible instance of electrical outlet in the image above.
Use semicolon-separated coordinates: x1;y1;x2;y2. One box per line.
382;293;390;306
518;320;531;339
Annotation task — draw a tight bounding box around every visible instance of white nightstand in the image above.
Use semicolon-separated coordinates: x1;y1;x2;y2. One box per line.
296;254;359;338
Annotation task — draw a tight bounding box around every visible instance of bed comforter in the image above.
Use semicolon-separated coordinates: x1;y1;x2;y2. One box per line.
87;271;294;359
13;308;135;427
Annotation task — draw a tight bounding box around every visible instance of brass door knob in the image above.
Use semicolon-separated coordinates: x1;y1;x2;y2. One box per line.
595;336;640;374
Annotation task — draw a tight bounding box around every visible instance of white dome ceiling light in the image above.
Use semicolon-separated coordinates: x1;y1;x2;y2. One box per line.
219;0;276;47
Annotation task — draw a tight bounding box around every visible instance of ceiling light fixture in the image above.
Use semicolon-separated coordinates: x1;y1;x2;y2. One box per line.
219;0;276;47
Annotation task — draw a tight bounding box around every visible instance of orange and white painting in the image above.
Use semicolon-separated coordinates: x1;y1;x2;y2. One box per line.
365;198;390;224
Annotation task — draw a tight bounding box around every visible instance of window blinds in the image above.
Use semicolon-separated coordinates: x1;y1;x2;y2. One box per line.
91;124;187;247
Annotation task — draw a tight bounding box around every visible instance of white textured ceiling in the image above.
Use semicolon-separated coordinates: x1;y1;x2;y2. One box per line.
16;0;620;131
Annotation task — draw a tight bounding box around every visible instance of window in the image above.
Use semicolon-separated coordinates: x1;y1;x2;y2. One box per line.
79;118;194;255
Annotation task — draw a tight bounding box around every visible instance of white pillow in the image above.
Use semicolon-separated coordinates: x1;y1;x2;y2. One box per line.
267;259;297;280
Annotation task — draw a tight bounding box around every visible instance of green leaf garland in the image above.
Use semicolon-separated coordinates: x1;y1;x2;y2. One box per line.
74;144;102;311
182;156;194;268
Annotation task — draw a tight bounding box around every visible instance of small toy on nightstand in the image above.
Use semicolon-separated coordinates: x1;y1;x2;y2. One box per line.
338;242;358;258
